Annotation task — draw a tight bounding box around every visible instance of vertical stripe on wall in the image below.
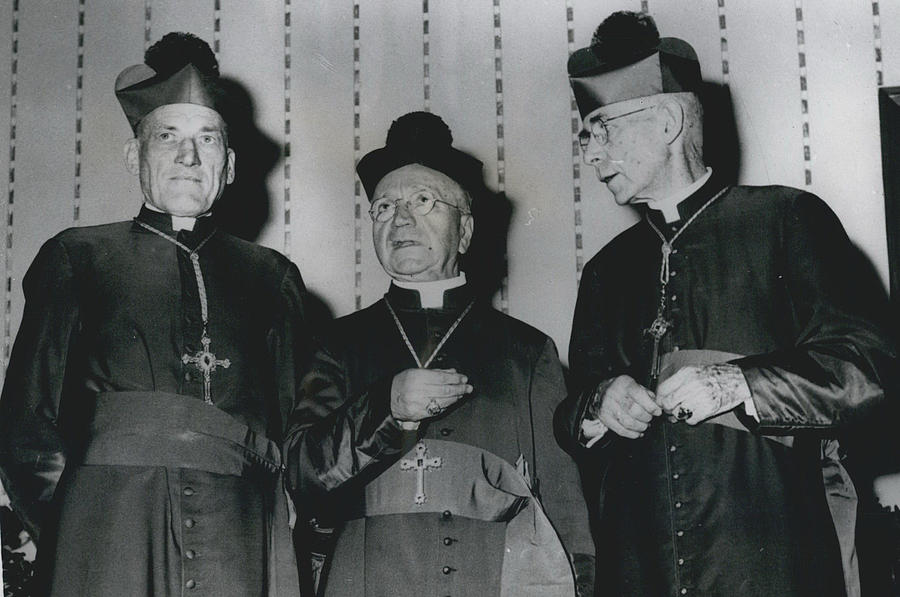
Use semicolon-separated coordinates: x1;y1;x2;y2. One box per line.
795;0;812;186
213;0;221;55
422;0;430;112
4;0;19;367
73;0;85;223
144;0;152;50
283;0;292;256
493;0;508;313
566;0;584;279
353;2;362;311
873;1;883;86
718;0;730;85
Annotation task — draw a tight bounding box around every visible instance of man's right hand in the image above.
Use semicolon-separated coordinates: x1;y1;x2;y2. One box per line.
586;375;661;439
391;368;473;423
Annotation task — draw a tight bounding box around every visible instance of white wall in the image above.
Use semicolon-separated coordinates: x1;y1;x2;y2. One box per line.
0;0;896;390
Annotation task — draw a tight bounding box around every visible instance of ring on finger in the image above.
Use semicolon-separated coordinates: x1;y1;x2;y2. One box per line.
426;399;444;416
675;406;692;421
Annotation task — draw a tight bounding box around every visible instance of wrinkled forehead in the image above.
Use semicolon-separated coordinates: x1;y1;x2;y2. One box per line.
140;103;227;135
373;163;465;199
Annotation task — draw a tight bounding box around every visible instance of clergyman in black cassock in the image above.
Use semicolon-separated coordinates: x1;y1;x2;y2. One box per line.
556;11;896;597
286;112;594;597
0;33;306;597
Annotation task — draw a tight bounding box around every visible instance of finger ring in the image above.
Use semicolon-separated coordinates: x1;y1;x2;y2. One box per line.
426;399;444;416
675;406;692;421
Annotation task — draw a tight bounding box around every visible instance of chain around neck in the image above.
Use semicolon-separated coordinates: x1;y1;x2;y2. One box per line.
385;297;475;369
134;218;217;326
645;186;730;284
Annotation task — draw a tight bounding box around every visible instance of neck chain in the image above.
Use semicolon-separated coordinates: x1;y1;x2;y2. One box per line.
135;219;230;405
385;296;475;369
643;186;730;386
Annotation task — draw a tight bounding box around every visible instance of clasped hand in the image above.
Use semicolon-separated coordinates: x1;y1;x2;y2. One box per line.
584;364;750;440
391;368;473;423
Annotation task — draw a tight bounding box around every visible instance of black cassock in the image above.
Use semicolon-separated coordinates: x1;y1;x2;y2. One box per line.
0;206;307;597
556;178;896;597
287;284;593;597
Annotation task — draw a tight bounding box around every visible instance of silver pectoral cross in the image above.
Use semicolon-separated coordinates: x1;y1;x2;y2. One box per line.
182;334;231;405
400;441;442;505
646;313;671;388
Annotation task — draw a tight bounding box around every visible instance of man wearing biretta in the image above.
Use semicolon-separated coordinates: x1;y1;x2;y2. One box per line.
286;111;595;596
555;11;895;597
0;32;307;596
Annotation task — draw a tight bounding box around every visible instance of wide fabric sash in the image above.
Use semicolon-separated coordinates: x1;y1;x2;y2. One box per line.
80;391;301;597
659;350;859;596
659;349;793;447
339;440;575;597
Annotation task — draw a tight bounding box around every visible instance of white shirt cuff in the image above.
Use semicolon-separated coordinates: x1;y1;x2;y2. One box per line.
581;419;608;447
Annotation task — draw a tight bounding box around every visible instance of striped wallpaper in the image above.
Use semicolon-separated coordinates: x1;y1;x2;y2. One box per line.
0;0;898;379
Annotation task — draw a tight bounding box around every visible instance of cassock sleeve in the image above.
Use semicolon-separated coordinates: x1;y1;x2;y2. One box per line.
734;193;896;432
555;255;621;457
283;343;404;514
268;261;313;439
532;337;594;557
0;238;78;541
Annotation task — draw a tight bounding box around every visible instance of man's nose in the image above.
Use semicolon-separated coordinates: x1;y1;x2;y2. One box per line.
582;138;608;166
391;199;415;225
175;138;201;166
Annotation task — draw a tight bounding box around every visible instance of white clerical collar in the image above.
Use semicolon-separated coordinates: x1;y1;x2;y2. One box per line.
394;273;467;308
646;168;713;223
143;202;210;231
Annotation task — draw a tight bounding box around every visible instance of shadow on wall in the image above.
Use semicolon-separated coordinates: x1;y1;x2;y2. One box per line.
460;183;513;305
700;81;741;187
214;77;280;243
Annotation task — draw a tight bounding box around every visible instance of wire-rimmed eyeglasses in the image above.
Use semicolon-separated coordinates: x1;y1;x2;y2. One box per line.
577;106;654;151
368;193;471;222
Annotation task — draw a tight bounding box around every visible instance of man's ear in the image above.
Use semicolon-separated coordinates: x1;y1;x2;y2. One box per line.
458;214;474;255
225;148;236;184
660;98;685;145
124;138;140;175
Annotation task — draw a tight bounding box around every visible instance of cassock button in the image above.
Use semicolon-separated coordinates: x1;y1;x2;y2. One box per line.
442;566;453;575
440;428;452;437
671;294;677;302
678;558;684;566
443;537;454;546
672;473;680;480
183;487;195;496
185;579;196;589
675;501;682;509
185;549;196;559
681;589;688;595
670;445;677;453
670;271;677;277
184;372;192;381
184;518;195;528
676;530;684;537
441;510;452;520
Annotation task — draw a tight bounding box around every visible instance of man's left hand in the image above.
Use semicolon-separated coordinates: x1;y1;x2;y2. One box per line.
655;364;751;425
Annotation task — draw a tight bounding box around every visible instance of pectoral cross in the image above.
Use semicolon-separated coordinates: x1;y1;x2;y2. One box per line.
400;441;442;505
646;312;671;389
182;334;231;405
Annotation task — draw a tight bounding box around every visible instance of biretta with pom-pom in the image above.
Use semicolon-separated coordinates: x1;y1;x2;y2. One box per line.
568;11;701;118
115;32;225;131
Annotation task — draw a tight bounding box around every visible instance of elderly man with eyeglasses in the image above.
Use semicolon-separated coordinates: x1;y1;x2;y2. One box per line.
554;11;895;597
286;111;594;597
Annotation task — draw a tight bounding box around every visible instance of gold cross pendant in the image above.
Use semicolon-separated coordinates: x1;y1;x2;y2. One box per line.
182;334;231;405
